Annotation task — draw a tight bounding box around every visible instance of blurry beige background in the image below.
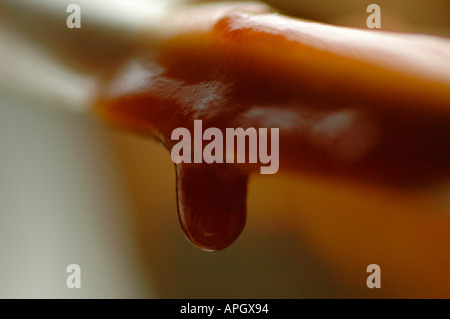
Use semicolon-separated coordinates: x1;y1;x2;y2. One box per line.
0;0;449;298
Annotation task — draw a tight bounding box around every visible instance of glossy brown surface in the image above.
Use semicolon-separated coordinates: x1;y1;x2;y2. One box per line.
94;11;450;251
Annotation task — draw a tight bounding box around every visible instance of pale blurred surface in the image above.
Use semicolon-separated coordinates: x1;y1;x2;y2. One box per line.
0;94;151;298
0;0;449;298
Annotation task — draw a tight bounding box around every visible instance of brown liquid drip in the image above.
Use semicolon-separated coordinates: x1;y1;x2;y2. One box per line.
176;164;248;251
93;12;450;251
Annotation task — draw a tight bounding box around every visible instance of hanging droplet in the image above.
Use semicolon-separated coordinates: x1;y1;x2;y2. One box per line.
175;163;249;251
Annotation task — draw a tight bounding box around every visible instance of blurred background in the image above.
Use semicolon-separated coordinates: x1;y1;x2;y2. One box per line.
0;0;449;298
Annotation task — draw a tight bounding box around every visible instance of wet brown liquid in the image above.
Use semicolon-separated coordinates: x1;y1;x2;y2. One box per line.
93;13;450;251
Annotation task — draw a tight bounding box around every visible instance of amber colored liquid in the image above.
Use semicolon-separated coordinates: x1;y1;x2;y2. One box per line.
93;13;450;251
